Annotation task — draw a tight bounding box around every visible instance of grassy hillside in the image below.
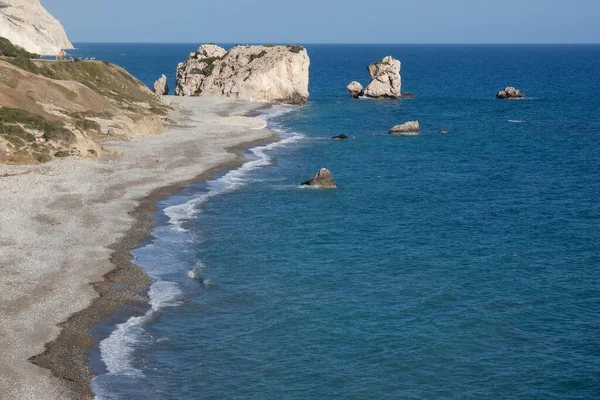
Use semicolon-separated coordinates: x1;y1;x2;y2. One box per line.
0;37;169;164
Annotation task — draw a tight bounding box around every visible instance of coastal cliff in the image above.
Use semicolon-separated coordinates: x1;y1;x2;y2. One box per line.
0;38;168;164
0;0;73;56
176;44;310;104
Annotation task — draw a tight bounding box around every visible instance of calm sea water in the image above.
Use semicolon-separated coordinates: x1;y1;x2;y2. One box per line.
78;44;600;399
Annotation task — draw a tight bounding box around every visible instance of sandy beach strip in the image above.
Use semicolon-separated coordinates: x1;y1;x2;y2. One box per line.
0;96;277;399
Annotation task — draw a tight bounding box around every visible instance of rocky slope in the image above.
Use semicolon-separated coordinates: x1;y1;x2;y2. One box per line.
176;44;310;104
0;0;73;56
0;39;169;164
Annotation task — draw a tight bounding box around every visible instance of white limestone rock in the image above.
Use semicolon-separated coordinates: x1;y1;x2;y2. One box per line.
365;56;401;99
389;121;420;135
176;44;310;104
496;87;524;99
0;0;73;56
153;74;169;95
347;81;364;98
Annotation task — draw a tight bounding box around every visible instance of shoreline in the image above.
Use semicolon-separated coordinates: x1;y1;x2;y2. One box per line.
0;96;279;399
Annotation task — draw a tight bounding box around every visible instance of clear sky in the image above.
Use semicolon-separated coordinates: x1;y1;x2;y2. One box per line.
43;0;600;44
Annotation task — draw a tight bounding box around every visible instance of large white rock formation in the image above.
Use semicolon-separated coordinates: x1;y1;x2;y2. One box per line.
176;44;310;104
0;0;73;56
365;56;401;98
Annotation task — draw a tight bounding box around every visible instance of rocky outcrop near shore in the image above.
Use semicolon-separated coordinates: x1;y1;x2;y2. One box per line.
302;168;337;188
176;44;310;104
154;74;169;95
496;87;524;99
347;81;364;98
389;121;420;135
365;56;401;98
0;0;73;56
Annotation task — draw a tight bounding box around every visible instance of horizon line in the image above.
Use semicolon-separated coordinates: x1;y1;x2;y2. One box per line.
68;41;600;46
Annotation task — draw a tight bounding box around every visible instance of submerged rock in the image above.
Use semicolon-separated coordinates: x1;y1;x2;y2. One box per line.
153;74;169;95
496;87;524;99
332;134;349;140
389;121;420;135
347;81;364;98
301;168;337;188
438;129;448;134
402;92;416;98
176;44;310;104
364;56;401;99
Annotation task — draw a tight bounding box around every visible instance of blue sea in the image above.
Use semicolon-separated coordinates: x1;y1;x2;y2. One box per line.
72;44;600;399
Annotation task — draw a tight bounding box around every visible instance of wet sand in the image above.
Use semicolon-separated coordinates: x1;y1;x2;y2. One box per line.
0;96;277;399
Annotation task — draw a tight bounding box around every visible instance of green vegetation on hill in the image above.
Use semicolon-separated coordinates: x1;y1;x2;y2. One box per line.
0;37;39;59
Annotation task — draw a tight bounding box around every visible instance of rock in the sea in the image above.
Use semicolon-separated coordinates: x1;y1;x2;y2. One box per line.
153;74;169;95
332;134;349;140
364;56;401;99
301;168;337;188
347;81;364;98
176;44;310;104
389;121;420;135
438;129;448;134
402;92;416;98
496;87;524;99
0;0;73;55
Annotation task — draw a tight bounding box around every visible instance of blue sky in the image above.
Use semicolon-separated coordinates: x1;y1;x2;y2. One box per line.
44;0;600;44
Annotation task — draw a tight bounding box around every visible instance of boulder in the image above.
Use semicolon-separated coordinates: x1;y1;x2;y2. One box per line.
153;74;169;95
347;81;364;98
364;56;401;98
176;44;310;104
496;87;524;99
301;168;337;188
332;134;349;140
389;121;420;135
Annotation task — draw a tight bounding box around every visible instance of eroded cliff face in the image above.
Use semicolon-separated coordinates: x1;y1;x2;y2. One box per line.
176;44;310;104
0;0;73;56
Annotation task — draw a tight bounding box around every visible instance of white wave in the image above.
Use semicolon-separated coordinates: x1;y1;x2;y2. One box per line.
164;108;304;230
508;120;526;123
98;281;181;378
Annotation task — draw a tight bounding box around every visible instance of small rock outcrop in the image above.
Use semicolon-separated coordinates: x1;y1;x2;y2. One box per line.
389;121;420;135
402;92;416;98
496;87;524;99
176;44;310;104
347;81;364;98
0;0;73;55
153;74;169;95
364;56;401;99
301;168;337;188
438;129;448;134
332;134;349;140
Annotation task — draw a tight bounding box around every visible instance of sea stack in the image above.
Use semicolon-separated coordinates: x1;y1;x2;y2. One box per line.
0;0;73;55
496;87;524;99
389;121;420;135
153;74;169;95
301;168;337;188
176;44;310;104
364;56;401;99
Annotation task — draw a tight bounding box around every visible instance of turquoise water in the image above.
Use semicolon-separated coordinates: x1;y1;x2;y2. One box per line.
84;44;600;399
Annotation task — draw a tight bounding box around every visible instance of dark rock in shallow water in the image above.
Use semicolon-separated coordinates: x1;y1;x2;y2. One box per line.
401;92;416;98
301;168;337;188
496;87;524;99
332;134;349;140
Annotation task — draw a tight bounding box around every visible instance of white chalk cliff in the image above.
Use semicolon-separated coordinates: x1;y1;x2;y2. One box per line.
0;0;73;56
176;44;310;104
